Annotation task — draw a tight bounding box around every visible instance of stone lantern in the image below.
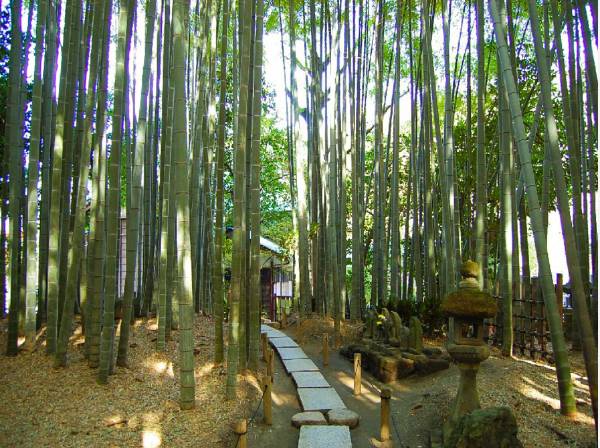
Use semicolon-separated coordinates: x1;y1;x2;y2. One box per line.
440;260;497;435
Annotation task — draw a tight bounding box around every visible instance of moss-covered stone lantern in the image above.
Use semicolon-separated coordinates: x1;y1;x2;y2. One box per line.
440;260;497;437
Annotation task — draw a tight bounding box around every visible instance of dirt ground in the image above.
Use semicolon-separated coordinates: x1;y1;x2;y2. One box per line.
266;318;597;448
0;315;596;448
0;316;262;448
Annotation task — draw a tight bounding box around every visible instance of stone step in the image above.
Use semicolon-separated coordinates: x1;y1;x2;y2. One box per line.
298;425;352;448
261;325;286;339
291;371;330;388
291;411;328;428
277;347;309;360
297;387;346;412
282;358;320;374
270;337;300;349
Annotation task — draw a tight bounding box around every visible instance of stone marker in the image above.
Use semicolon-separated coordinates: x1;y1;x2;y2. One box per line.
365;309;377;338
381;308;393;342
277;347;308;360
327;408;360;429
298;425;352;448
270;337;299;348
282;358;320;373
408;316;423;353
291;411;328;428
291;371;330;388
398;325;410;350
298;387;346;411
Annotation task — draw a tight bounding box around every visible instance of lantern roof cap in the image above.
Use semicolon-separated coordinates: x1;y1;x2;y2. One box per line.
441;288;497;319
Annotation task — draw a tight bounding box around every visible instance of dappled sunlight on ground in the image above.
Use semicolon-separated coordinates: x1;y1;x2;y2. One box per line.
142;429;161;448
519;375;562;410
332;369;383;405
0;316;262;447
141;411;163;448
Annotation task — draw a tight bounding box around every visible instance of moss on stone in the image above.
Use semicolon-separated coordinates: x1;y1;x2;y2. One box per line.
460;260;481;279
440;289;497;318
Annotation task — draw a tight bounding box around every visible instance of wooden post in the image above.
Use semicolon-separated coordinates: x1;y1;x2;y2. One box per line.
380;387;391;442
353;353;362;395
261;332;268;361
233;419;247;448
263;375;272;425
323;333;329;367
282;309;287;329
531;277;538;359
555;273;563;322
268;348;275;381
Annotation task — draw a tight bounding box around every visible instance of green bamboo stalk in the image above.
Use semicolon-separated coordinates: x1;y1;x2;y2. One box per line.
488;0;576;416
98;0;130;384
87;0;112;367
46;0;76;355
527;0;597;424
6;0;24;356
117;0;157;368
172;0;196;410
55;0;104;367
213;0;230;364
23;0;48;351
248;0;264;371
226;0;251;398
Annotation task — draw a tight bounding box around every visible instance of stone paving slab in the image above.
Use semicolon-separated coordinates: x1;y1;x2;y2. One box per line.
260;325;286;338
297;387;346;412
277;347;308;360
264;330;287;339
291;371;330;388
270;337;299;348
298;425;351;448
282;358;319;373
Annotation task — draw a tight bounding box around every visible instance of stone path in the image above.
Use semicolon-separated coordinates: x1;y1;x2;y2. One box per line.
261;324;353;448
298;425;352;448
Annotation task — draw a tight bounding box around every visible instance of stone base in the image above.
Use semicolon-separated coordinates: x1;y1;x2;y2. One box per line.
340;343;450;383
443;407;523;448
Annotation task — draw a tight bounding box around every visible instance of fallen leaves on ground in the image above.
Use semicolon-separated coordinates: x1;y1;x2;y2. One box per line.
0;316;261;447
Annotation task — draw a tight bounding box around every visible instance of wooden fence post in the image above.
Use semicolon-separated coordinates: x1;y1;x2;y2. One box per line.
323;333;329;367
555;273;563;322
233;419;247;448
353;353;362;395
261;332;268;361
380;387;391;442
263;375;272;425
531;277;538;359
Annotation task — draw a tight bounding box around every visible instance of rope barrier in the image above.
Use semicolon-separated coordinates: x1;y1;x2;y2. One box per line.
234;386;266;448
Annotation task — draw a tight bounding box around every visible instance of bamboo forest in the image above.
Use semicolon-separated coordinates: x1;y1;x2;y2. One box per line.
0;0;597;445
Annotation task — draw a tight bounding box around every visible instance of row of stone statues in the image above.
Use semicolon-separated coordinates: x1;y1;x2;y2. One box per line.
364;307;423;353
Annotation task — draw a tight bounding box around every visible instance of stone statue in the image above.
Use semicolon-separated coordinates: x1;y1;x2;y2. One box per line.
408;316;423;353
